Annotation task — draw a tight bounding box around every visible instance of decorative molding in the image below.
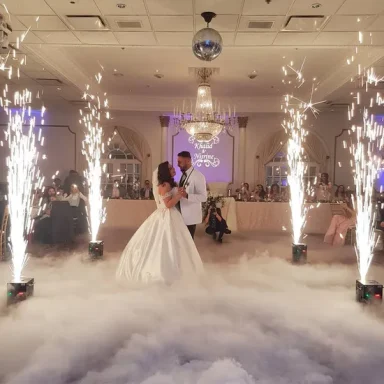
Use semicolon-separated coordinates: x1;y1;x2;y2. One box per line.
0;124;76;170
107;94;284;113
237;116;249;129
159;115;170;128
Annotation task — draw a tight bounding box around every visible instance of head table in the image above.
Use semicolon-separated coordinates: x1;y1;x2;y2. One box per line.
102;199;332;235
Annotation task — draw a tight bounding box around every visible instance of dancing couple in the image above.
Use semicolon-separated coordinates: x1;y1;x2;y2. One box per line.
116;151;207;284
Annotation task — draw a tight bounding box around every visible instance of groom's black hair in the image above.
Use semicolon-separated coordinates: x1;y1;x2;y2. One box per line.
177;151;191;159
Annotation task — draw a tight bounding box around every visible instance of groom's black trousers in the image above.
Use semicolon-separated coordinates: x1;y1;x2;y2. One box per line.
187;225;196;239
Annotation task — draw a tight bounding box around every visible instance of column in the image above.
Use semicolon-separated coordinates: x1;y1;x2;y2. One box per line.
159;116;170;162
237;116;248;185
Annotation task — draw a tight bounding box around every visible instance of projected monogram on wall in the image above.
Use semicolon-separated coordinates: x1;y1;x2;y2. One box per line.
188;136;220;168
172;129;233;183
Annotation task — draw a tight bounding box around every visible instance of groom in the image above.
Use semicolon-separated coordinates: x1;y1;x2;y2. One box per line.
177;151;207;239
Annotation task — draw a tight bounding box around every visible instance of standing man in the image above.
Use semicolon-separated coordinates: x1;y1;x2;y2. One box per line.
140;180;154;200
177;151;207;239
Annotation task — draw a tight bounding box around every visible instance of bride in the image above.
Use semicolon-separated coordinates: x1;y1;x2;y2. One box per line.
116;161;204;284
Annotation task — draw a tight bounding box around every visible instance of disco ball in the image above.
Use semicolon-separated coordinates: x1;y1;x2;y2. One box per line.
192;27;222;62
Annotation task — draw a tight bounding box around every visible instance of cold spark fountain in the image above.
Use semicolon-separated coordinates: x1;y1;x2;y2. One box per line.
5;90;44;305
80;74;108;259
344;30;384;303
0;11;45;304
281;62;324;264
282;96;308;264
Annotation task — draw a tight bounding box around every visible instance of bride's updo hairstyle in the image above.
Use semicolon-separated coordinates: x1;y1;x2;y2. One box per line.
157;161;177;187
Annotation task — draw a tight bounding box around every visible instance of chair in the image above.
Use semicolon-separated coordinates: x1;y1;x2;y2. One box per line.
73;199;88;235
50;201;74;243
330;203;346;216
345;226;356;246
374;226;383;251
0;205;9;259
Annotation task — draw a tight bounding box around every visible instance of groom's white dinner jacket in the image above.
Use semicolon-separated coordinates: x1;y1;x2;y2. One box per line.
179;167;207;226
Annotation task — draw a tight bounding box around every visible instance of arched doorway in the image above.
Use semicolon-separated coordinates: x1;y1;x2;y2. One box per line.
101;126;152;198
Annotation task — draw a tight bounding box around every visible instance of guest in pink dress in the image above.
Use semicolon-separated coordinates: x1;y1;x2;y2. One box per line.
324;194;356;246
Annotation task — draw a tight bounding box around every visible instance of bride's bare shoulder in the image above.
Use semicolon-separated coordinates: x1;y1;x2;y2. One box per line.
158;182;171;192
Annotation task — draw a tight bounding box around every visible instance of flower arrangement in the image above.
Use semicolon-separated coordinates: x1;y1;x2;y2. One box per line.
203;192;225;218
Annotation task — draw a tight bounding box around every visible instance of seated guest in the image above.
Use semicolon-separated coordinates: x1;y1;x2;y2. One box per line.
53;178;65;198
242;183;251;201
42;186;57;207
111;181;121;199
281;185;290;202
63;170;85;195
253;184;266;201
204;205;231;243
335;185;346;201
268;184;281;201
64;184;88;234
316;172;332;201
63;184;87;207
140;180;154;200
324;193;356;246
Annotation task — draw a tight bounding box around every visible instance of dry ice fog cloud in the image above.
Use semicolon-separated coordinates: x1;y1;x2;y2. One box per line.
0;241;384;384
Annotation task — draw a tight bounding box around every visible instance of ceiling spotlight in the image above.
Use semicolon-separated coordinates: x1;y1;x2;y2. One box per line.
57;87;61;91
311;3;322;8
116;3;126;8
248;70;258;79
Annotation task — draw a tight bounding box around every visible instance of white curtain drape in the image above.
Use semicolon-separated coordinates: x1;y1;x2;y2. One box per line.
255;130;287;185
116;126;151;184
303;133;329;173
254;129;329;186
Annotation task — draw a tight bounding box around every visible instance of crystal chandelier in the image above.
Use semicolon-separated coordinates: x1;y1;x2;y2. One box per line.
173;68;236;142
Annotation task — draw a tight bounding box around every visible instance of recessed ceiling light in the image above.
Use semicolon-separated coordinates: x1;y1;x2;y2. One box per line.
57;87;62;91
311;3;321;8
117;3;126;8
114;69;117;72
248;70;258;79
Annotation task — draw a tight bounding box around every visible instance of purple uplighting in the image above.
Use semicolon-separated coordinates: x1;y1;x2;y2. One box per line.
172;130;234;183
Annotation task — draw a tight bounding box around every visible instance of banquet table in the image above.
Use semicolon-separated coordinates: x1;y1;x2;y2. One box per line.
102;198;237;231
235;202;332;234
102;200;333;235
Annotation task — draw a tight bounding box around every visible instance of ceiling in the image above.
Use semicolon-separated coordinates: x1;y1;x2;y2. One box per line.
3;0;384;112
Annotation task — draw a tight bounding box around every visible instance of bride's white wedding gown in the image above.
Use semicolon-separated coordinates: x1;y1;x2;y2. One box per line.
116;187;204;284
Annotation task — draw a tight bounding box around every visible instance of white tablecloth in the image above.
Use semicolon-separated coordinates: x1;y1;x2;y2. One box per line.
221;197;237;231
102;200;332;235
235;202;332;234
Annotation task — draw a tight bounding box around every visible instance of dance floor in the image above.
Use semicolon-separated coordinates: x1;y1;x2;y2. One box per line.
1;231;384;384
